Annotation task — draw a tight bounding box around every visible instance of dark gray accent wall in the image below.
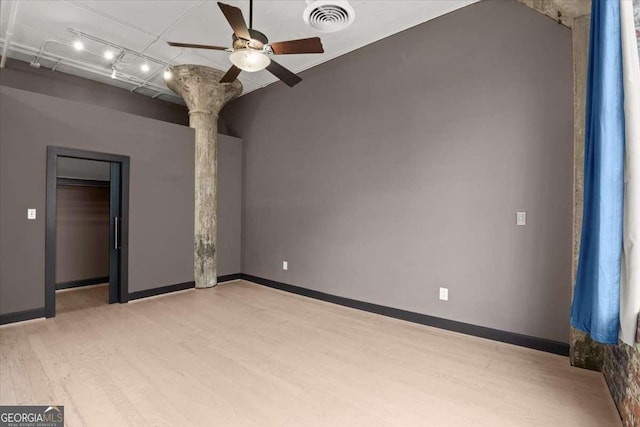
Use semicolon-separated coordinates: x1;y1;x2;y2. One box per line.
222;0;573;343
0;86;195;314
0;58;188;125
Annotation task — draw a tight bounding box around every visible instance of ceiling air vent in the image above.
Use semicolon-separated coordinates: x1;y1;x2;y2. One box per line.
303;1;355;33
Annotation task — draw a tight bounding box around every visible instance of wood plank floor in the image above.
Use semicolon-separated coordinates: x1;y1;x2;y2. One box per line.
56;283;109;314
0;280;621;426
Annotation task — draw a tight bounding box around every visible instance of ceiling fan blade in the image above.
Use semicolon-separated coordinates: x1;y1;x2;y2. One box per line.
269;37;324;55
167;42;228;51
266;60;302;87
220;65;242;83
217;2;251;41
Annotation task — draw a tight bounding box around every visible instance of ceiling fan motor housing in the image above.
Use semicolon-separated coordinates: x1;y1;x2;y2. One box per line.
232;29;268;50
303;0;355;33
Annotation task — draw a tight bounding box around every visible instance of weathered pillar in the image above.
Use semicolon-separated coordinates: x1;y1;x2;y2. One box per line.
568;14;605;370
518;0;605;369
165;65;242;288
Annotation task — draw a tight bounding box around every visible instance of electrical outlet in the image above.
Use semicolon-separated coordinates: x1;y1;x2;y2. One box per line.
27;209;36;220
516;211;526;226
439;287;449;301
282;261;288;271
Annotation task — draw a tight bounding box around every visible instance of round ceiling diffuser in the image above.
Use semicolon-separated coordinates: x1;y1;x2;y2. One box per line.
303;1;355;33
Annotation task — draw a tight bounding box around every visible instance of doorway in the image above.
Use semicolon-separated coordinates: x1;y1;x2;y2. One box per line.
45;147;130;318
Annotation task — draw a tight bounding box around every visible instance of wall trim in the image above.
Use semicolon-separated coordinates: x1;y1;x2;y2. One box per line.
0;307;46;325
128;281;195;301
218;273;242;283
127;274;243;300
2;276;240;325
1;274;568;358
241;274;570;356
56;276;109;290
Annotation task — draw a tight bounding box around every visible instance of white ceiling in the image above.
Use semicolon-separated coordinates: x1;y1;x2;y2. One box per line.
0;0;477;104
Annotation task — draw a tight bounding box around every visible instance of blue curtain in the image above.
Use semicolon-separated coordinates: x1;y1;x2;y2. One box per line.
571;0;625;345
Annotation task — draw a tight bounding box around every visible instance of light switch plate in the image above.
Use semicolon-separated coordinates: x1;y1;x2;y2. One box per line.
439;287;448;301
282;261;288;271
516;211;526;226
27;209;36;220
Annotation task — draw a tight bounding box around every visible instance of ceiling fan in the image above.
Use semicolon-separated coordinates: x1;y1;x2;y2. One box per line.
167;0;325;87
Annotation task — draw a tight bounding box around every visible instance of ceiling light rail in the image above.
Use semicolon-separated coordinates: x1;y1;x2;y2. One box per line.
130;52;183;93
31;38;166;92
0;38;181;102
67;28;173;69
33;27;178;95
34;39;103;65
51;59;63;71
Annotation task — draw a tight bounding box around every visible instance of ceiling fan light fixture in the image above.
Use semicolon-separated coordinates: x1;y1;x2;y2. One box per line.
229;49;270;72
167;2;322;87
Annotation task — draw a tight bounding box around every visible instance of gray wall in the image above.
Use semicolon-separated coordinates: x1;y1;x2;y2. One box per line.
0;58;188;125
53;140;243;284
0;86;195;314
222;0;574;343
56;185;110;284
0;60;243;314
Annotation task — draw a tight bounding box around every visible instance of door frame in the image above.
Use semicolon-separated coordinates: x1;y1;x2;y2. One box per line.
45;146;130;318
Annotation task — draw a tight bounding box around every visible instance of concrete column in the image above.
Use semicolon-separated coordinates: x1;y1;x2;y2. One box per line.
165;65;242;288
569;14;605;371
519;0;603;370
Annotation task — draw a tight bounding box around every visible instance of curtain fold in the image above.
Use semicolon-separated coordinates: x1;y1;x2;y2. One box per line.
571;0;626;345
619;0;640;346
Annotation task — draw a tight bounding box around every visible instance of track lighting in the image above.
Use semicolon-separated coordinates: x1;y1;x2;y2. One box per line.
62;28;177;95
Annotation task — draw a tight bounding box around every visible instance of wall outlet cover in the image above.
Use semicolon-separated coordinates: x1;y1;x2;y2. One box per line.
27;208;36;220
282;261;288;271
439;287;448;301
516;211;526;226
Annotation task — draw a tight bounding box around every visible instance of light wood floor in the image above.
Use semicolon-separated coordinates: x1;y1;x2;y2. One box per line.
0;280;621;427
56;283;109;314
